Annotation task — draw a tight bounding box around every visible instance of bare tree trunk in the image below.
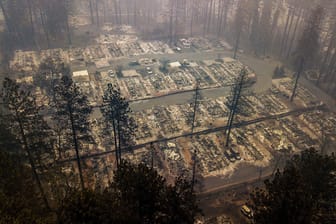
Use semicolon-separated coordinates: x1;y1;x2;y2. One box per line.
203;1;209;36
68;104;85;190
234;28;241;59
27;0;36;48
217;0;224;37
118;0;122;24
190;0;194;36
89;0;95;24
62;0;72;45
103;0;106;23
117;119;122;164
16;113;50;210
0;0;12;33
290;57;304;102
0;0;23;45
65;17;72;46
318;22;336;85
95;0;100;27
325;51;336;84
39;10;50;48
169;0;174;43
133;0;137;26
286;9;302;57
282;9;296;56
112;118;119;168
222;0;229;34
174;0;178;41
280;8;292;55
127;1;130;24
113;0;119;24
207;0;214;33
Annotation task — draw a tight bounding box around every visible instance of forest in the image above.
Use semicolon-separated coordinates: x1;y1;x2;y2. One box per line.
0;0;335;95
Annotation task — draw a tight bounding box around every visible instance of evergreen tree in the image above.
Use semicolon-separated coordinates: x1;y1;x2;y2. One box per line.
0;78;51;210
101;83;136;168
52;75;93;190
250;148;336;223
59;160;200;223
0;150;53;223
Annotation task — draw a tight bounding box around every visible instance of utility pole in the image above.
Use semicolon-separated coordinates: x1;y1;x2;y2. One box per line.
150;142;155;169
225;69;246;147
191;82;200;190
191;82;200;134
290;57;304;102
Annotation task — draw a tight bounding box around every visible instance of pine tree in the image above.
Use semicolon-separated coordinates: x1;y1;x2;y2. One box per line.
60;160;200;223
52;75;93;190
101;83;136;169
250;148;336;223
0;78;51;210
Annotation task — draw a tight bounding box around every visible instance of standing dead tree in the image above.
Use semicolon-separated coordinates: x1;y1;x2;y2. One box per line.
233;0;247;59
290;6;324;102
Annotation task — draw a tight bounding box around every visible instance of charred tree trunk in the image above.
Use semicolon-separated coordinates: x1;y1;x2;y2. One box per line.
133;0;137;26
286;9;302;57
280;8;292;55
63;0;72;45
190;0;194;37
27;0;36;48
0;0;12;33
282;9;296;56
95;0;100;27
118;0;122;24
234;28;242;59
16;111;50;210
113;0;119;24
112;118;119;168
89;0;95;24
103;0;106;23
68;103;85;190
207;0;214;33
203;1;209;36
39;10;50;48
217;0;225;37
290;57;305;102
169;0;174;43
223;0;230;33
225;70;245;147
117;119;122;165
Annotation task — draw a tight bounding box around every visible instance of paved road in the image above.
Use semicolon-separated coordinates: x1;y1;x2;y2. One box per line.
96;49;277;112
59;105;324;193
130;85;232;111
62;104;324;163
99;49;275;93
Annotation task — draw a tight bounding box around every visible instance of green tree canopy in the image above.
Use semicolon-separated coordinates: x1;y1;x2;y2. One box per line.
250;148;336;224
0;142;53;223
59;160;200;224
